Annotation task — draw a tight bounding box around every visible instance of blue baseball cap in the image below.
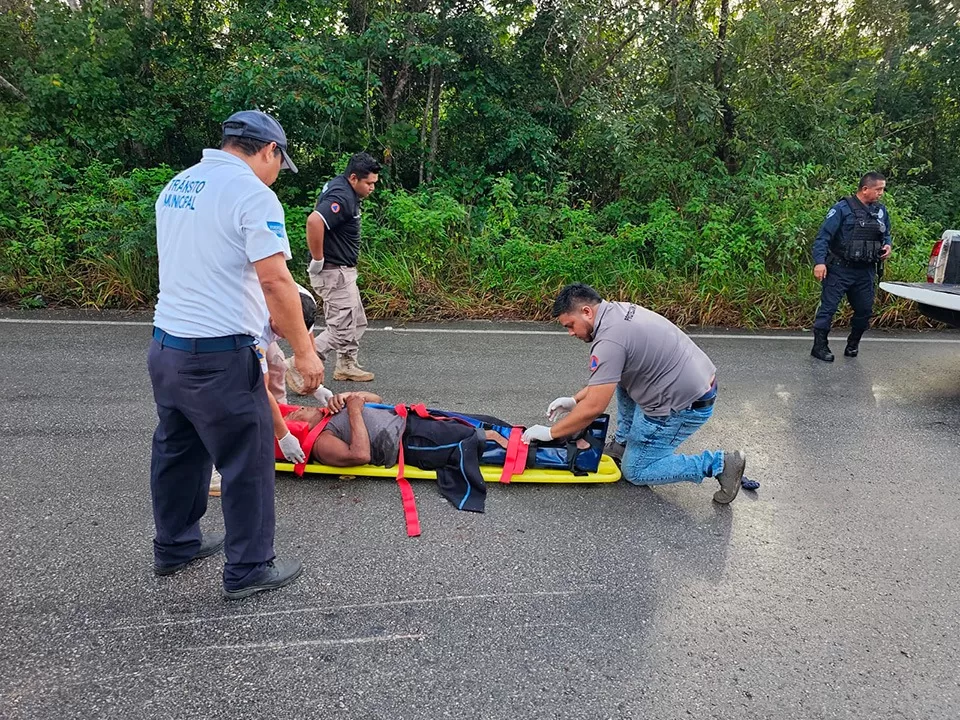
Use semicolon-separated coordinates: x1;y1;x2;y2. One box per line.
221;110;298;173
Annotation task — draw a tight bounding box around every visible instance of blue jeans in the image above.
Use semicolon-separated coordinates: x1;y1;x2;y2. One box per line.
614;386;724;485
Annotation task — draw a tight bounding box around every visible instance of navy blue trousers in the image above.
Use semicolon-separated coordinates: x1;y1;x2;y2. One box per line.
147;339;275;590
813;264;876;332
403;415;487;513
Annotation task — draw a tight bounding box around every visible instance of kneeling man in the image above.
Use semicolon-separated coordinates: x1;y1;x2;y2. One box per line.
522;283;746;504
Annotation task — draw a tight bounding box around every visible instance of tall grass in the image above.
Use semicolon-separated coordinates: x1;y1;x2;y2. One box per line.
0;146;944;327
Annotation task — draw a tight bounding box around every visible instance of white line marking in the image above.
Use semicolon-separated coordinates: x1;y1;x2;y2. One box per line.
1;318;958;342
687;334;960;343
0;318;154;326
103;588;592;633
186;633;424;652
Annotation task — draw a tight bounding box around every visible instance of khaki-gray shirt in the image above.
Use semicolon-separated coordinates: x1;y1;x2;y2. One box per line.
325;406;404;466
587;301;716;417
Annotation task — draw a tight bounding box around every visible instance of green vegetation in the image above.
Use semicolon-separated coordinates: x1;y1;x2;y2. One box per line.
1;0;958;326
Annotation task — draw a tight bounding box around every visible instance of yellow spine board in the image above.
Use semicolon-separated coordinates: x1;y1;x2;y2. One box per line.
276;454;622;484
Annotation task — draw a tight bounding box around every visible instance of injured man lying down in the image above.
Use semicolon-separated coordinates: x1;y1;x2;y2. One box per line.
278;392;608;513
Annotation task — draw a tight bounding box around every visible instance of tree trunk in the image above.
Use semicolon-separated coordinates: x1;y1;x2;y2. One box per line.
345;0;369;34
65;0;81;9
0;72;26;101
419;66;435;185
713;0;736;172
143;0;155;19
427;71;442;183
381;60;411;129
667;6;686;135
364;57;374;140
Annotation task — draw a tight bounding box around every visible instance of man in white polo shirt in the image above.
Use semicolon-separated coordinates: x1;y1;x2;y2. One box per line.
522;283;746;504
149;110;324;600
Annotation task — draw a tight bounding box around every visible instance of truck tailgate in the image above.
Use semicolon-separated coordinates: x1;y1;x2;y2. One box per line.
880;281;960;309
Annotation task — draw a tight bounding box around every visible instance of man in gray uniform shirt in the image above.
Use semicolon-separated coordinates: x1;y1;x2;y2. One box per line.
522;283;746;503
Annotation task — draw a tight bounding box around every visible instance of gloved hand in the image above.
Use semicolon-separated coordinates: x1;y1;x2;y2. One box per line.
521;424;553;444
308;257;325;274
547;396;577;421
278;432;306;464
313;384;334;407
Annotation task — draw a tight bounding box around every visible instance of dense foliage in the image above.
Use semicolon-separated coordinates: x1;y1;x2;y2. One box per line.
1;0;958;325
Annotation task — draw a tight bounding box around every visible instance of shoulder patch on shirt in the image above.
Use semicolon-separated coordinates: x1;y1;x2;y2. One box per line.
826;208;836;219
330;202;341;214
877;208;885;219
266;221;286;239
590;355;600;373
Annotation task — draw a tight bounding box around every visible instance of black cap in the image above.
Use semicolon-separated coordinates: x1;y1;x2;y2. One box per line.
221;110;298;173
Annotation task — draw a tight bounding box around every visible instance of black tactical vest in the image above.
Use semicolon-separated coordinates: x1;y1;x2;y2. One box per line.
833;196;885;264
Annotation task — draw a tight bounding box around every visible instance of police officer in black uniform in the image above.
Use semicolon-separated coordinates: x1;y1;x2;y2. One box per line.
810;172;892;362
304;152;381;382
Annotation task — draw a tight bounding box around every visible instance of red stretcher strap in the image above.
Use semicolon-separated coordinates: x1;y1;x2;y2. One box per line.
499;427;528;483
393;404;421;537
294;410;332;477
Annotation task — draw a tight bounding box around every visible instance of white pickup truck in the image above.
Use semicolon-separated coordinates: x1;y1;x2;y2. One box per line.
880;230;960;328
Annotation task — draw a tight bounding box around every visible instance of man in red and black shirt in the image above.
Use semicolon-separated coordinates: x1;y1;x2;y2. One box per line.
301;152;381;384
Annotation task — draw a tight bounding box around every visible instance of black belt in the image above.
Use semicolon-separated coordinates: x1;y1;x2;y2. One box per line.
153;327;256;353
690;380;718;409
826;254;876;269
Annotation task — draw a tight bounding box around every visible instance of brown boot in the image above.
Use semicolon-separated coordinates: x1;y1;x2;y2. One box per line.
334;355;375;382
209;467;222;497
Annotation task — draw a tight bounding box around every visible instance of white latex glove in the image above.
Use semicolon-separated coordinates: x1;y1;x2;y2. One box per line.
278;432;306;464
308;257;325;274
547;396;577;422
313;384;334;407
521;424;553;444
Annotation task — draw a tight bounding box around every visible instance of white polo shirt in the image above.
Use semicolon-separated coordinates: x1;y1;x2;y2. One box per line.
153;149;292;339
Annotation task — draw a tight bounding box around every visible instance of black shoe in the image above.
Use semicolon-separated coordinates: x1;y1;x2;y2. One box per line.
844;327;865;357
222;558;304;600
714;450;745;504
154;532;225;577
810;328;834;362
604;440;625;467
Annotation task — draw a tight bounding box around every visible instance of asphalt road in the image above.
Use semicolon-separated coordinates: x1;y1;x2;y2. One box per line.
1;311;959;720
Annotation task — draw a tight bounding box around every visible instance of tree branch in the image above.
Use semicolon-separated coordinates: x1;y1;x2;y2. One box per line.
565;27;642;108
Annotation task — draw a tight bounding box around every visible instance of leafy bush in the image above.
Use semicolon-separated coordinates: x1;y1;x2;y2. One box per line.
0;143;172;307
0;144;943;325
